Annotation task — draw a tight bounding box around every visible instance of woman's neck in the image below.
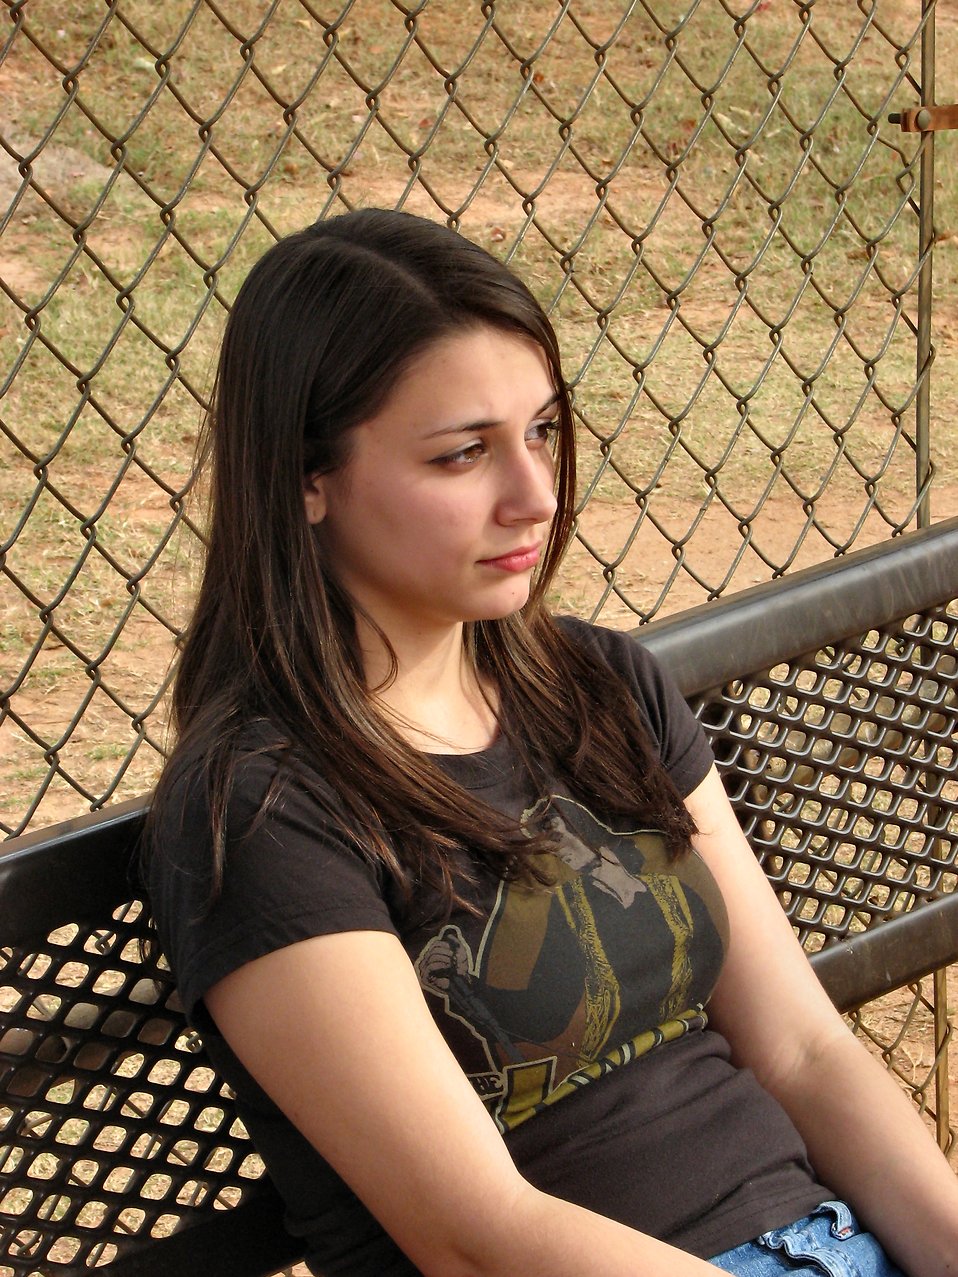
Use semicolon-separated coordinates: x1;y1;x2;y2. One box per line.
359;621;499;754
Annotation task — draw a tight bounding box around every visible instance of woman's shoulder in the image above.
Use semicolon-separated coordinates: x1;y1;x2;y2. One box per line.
154;719;288;825
553;613;648;653
552;614;671;694
149;717;352;879
166;714;343;794
147;718;396;1017
551;613;711;793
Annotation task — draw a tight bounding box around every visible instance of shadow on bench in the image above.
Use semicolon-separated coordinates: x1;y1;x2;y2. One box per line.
2;517;957;1275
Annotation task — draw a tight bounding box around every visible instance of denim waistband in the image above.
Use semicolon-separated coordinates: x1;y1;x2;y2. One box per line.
708;1200;906;1277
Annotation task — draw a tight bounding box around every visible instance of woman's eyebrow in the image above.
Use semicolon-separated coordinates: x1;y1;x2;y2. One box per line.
425;393;560;438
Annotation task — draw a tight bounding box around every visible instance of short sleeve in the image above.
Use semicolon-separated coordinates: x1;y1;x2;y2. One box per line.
555;616;715;797
147;749;397;1023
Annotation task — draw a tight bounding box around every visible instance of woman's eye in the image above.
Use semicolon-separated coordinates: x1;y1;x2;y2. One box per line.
433;440;486;467
529;418;560;447
432;419;558;467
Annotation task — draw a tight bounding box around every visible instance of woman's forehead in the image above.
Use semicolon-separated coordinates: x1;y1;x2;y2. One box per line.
359;327;556;432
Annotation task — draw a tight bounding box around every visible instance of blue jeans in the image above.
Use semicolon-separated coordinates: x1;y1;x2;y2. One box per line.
709;1201;906;1276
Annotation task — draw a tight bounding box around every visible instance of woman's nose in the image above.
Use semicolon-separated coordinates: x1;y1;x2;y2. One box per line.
496;447;558;525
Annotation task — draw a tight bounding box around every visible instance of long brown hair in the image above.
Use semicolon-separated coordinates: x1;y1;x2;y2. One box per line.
147;209;695;916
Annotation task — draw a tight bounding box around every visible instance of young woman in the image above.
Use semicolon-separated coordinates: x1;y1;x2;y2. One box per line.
145;208;958;1277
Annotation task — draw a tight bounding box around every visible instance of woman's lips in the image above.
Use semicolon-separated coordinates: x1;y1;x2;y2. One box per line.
479;544;542;572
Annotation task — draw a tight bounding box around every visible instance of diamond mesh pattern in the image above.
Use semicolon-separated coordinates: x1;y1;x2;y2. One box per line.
0;0;943;835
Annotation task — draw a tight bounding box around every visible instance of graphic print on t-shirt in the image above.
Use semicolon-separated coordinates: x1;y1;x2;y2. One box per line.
414;793;724;1132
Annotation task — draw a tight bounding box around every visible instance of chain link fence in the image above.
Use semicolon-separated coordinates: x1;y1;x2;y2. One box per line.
4;0;954;835
1;1;956;1267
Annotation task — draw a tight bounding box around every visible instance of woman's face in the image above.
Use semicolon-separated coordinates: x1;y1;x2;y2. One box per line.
304;325;559;647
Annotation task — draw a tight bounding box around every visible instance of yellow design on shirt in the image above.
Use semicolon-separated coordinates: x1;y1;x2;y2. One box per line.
554;877;621;1061
643;873;694;1018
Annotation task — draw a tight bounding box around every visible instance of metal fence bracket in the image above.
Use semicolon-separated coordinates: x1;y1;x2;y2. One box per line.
889;103;958;131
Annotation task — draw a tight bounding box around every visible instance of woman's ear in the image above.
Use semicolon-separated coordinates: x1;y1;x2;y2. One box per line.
303;471;327;524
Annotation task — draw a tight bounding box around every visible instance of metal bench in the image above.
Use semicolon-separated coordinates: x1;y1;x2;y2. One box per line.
3;516;957;1276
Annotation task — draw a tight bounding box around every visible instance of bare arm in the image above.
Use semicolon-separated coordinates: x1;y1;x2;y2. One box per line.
687;765;958;1277
204;929;725;1277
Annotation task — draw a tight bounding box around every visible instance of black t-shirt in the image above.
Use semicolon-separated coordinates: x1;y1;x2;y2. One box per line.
148;618;829;1274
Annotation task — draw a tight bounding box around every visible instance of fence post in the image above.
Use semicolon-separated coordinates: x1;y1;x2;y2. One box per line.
915;0;952;1156
915;0;935;530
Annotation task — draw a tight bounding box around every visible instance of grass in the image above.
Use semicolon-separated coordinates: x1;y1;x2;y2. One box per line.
1;0;957;839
